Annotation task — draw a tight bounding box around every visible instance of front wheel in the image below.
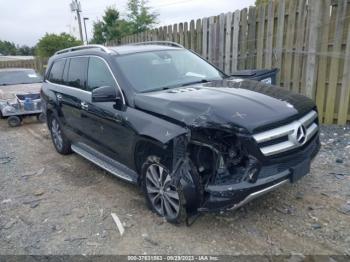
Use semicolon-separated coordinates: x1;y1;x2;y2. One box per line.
142;157;188;224
49;116;72;155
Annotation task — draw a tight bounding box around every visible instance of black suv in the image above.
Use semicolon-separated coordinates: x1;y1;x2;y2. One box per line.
41;42;320;224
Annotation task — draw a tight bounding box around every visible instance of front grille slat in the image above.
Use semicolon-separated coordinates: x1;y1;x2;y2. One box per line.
253;110;318;157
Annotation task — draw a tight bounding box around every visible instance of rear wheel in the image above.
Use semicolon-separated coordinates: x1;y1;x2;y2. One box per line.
7;116;21;127
49;116;72;155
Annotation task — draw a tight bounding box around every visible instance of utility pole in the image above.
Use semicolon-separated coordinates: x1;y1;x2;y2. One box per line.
83;17;89;45
70;0;84;42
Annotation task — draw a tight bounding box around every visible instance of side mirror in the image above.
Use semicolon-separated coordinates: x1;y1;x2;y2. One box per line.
91;85;119;103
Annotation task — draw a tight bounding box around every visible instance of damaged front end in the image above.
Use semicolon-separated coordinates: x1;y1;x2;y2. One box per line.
168;123;320;214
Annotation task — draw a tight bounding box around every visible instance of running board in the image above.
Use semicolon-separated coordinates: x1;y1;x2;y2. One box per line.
71;143;138;184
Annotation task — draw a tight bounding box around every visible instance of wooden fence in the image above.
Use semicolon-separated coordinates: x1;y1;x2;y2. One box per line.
113;0;350;125
0;58;48;75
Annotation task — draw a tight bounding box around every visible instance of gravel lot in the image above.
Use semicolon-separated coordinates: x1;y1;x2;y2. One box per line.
0;118;349;255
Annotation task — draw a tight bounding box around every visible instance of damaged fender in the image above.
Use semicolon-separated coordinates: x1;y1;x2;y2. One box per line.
127;107;189;144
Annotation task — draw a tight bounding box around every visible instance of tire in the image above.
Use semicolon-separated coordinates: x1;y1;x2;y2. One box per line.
7;116;21;127
36;113;46;123
142;156;200;224
49;115;72;155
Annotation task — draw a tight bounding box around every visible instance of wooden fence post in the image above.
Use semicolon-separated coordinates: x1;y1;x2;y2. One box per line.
231;10;241;72
275;0;285;85
239;8;248;70
224;12;233;74
265;0;274;69
305;0;322;99
324;0;348;124
338;25;350;125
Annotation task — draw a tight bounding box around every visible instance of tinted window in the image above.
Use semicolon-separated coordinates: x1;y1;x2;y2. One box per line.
48;59;66;84
0;69;42;86
67;57;88;89
87;57;116;91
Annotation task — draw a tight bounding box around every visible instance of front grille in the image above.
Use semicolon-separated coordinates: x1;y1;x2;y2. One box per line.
253;110;318;157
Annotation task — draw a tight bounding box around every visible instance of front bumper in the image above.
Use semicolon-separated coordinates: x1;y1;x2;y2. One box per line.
198;133;320;212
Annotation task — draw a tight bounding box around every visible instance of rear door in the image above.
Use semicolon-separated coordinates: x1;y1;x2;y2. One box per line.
57;56;89;142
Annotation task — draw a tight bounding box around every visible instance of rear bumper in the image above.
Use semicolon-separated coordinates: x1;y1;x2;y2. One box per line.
198;133;320;212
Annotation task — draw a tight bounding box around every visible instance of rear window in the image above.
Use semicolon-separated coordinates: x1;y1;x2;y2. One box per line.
0;69;43;86
48;59;66;84
67;57;88;90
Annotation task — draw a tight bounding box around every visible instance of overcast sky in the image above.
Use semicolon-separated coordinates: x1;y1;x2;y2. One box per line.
0;0;255;46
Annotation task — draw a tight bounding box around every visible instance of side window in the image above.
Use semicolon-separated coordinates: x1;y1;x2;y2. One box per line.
67;57;88;89
87;57;116;91
48;59;66;84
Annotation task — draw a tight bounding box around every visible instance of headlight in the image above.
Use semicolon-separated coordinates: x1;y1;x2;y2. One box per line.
261;77;272;85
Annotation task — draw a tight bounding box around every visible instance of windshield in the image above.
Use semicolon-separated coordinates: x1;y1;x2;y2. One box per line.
114;49;224;92
0;69;43;86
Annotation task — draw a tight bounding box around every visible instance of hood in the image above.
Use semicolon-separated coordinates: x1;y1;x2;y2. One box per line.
0;83;42;100
134;79;315;133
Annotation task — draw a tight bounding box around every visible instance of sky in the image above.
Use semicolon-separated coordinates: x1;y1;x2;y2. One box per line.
0;0;255;46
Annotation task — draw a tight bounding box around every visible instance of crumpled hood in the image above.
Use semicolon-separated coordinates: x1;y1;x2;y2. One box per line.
0;83;42;100
134;79;315;133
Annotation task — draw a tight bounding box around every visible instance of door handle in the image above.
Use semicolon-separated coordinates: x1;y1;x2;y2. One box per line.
81;101;88;110
56;94;62;101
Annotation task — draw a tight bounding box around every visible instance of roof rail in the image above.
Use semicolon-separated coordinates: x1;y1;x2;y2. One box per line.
54;44;113;55
128;41;184;48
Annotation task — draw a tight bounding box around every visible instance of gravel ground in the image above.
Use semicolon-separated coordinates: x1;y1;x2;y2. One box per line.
0;118;349;255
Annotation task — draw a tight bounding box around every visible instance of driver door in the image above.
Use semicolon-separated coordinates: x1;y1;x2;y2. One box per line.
80;56;133;165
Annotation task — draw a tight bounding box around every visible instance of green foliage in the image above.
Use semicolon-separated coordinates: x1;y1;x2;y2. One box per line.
0;40;17;55
91;0;158;44
255;0;270;5
0;40;35;56
17;45;36;56
91;21;106;44
36;33;82;57
127;0;158;33
91;7;132;44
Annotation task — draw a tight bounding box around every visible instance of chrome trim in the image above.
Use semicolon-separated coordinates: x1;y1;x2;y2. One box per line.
45;55;126;105
55;45;114;55
253;110;318;156
228;179;289;210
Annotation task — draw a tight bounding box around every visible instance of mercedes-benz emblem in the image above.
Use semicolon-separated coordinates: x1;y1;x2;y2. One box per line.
296;125;307;145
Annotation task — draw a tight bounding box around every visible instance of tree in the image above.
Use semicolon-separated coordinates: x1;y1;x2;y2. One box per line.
126;0;158;33
36;33;82;57
255;0;270;5
91;21;106;44
91;7;132;44
0;40;17;55
91;1;158;44
17;45;35;56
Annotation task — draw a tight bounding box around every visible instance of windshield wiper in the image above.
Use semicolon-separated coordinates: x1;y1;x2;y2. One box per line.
141;86;173;93
180;79;211;87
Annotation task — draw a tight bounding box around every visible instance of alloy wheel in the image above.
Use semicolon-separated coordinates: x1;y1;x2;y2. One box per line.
145;163;180;219
51;118;63;151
